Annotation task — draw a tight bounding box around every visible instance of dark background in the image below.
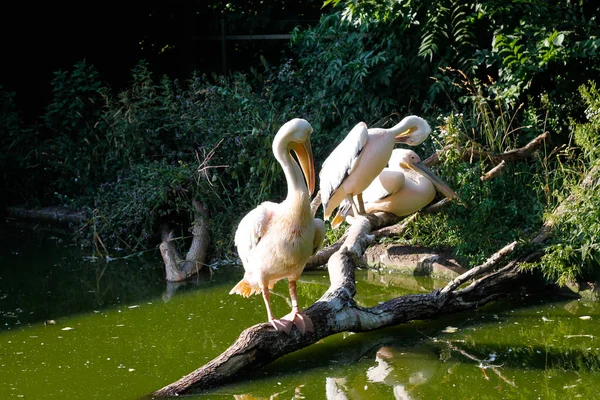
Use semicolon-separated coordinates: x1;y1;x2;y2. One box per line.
0;0;324;121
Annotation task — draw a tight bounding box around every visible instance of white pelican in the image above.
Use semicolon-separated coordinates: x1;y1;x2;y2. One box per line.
331;149;462;228
319;116;431;222
230;118;325;334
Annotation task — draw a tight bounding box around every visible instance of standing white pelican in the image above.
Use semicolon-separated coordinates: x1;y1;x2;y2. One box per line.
331;149;462;227
319;116;431;222
230;118;325;334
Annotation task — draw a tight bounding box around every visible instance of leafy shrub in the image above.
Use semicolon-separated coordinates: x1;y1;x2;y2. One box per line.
403;112;546;266
90;160;203;249
535;83;600;284
264;11;426;162
41;61;108;200
85;64;292;252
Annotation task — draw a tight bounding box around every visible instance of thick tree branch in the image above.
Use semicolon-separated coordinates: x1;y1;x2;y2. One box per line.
305;241;343;270
439;241;519;297
370;213;416;238
152;214;539;397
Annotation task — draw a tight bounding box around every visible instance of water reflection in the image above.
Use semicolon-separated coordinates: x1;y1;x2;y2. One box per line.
233;385;306;399
162;268;216;301
369;345;438;389
2;224;600;399
324;344;440;400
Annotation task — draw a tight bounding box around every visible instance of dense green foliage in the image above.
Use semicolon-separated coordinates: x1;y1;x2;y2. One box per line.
533;82;600;285
1;0;599;284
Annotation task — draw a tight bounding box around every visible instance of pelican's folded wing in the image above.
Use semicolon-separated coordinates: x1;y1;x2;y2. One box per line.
319;122;368;209
362;169;406;203
234;202;276;266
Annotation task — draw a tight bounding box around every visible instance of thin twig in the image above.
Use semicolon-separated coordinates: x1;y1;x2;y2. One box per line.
196;138;229;185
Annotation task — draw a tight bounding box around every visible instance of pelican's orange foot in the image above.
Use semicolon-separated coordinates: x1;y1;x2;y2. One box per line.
281;311;314;335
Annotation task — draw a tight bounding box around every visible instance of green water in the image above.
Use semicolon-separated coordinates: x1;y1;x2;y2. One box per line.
1;224;599;399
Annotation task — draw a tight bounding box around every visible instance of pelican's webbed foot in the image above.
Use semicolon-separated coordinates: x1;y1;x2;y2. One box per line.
280;310;314;335
269;318;294;334
269;311;314;335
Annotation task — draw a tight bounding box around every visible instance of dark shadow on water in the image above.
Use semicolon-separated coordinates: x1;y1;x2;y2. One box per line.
0;222;238;331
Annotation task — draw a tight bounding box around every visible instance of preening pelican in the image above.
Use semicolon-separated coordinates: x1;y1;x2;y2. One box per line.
319;116;431;222
331;149;462;228
230;118;325;334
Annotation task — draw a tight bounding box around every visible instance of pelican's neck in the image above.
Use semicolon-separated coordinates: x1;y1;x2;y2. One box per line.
385;119;412;136
273;137;308;202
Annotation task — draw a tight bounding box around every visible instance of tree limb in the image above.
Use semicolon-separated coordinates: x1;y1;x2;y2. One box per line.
152;214;539;397
423;132;549;168
438;241;519;298
481;160;507;181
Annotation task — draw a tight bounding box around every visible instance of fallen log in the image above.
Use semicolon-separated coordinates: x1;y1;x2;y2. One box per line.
152;213;540;397
6;206;86;225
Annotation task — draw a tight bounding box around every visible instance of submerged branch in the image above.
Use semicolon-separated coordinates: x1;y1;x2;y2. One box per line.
437;338;516;387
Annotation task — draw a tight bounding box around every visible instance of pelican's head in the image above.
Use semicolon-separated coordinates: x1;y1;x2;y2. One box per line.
395;149;463;203
394;116;431;146
275;118;316;194
388;148;413;169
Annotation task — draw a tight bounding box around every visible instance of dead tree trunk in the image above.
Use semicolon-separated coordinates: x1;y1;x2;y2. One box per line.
159;200;210;282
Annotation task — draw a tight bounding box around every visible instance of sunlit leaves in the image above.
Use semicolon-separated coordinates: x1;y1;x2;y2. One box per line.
535;83;600;284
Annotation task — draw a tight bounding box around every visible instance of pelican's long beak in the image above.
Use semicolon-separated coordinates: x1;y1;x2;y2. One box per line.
407;161;464;205
395;127;417;143
291;140;316;195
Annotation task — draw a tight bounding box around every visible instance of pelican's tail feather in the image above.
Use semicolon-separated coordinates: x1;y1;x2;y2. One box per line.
229;278;261;298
